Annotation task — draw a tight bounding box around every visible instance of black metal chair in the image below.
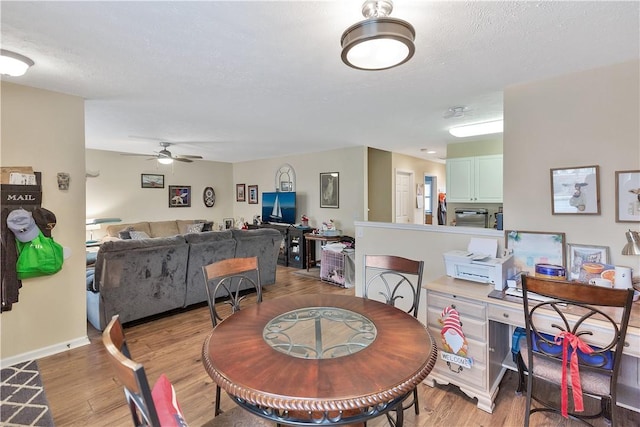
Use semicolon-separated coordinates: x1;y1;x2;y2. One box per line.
517;276;634;427
102;314;161;427
363;254;425;425
202;256;262;416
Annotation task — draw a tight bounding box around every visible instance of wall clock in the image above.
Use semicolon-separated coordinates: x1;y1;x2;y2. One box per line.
203;187;216;207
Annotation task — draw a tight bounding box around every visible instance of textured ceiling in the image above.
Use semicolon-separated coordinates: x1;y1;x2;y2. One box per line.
1;1;638;163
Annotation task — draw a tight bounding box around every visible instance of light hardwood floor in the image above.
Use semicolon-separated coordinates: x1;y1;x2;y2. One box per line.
39;266;639;426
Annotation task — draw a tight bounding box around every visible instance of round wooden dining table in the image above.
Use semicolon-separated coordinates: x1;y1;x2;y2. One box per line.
202;294;437;426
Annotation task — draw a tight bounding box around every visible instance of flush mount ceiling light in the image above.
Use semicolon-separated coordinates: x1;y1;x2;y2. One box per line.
449;120;504;138
0;49;34;76
341;0;415;71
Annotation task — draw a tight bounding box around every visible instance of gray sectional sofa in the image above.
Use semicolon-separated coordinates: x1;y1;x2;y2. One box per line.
86;227;282;330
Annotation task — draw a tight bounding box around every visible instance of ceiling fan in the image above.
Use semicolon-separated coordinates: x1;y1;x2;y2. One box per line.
122;142;203;163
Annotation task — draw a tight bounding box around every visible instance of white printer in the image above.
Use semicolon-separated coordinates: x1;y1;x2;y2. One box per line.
443;238;515;291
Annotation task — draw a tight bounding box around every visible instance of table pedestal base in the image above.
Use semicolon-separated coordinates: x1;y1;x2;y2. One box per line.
231;391;410;426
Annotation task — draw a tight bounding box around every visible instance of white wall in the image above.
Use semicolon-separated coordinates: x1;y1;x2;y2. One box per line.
354;61;640;303
86;149;233;238
232;146;367;237
504;60;640;273
1;83;88;363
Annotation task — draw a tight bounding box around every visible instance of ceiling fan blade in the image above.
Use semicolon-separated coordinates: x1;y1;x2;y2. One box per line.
121;153;154;157
173;157;193;163
175;155;203;159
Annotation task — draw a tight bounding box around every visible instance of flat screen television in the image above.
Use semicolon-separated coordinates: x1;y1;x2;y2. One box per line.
262;191;296;225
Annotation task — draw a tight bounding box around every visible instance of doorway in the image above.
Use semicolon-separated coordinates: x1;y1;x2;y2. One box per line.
424;175;437;224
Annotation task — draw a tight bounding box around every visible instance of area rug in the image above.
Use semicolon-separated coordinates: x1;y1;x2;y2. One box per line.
1;360;54;426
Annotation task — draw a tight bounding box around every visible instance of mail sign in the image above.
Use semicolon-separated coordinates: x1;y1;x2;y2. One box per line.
1;184;42;206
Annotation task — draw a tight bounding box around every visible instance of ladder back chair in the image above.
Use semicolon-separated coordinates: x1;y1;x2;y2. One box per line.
201;256;263;416
518;276;634;427
103;315;187;427
363;254;425;423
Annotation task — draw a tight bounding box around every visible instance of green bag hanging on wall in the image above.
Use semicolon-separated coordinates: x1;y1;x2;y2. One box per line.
16;231;64;279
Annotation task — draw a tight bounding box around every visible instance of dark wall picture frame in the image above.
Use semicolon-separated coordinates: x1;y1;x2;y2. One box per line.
141;173;164;188
505;230;566;276
248;185;258;204
236;183;246;202
168;185;191;208
615;170;640;222
320;172;339;208
550;165;600;215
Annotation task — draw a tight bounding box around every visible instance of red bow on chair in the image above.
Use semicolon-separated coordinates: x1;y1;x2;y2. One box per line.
554;331;594;418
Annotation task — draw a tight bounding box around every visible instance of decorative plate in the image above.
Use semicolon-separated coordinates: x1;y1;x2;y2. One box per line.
203;186;216;207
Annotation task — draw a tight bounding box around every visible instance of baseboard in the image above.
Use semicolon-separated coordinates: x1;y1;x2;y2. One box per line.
0;335;90;368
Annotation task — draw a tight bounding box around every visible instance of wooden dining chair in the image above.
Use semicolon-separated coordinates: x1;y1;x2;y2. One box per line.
517;276;634;427
363;254;425;422
201;256;263;416
102;315;187;427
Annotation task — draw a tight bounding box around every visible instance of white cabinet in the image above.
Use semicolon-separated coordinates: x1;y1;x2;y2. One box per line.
425;289;509;414
446;155;503;203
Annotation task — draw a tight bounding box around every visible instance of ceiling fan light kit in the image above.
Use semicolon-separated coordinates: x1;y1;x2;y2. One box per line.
0;49;34;76
449;119;504;138
121;141;203;164
341;0;415;71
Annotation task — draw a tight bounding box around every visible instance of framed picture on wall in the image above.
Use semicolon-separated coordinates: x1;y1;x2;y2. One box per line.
141;174;164;188
320;172;339;208
550;165;600;215
248;185;258;204
236;184;246;202
615;170;640;222
168;185;191;207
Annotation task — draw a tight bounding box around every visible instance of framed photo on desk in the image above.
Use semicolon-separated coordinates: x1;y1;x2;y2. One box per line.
505;230;566;276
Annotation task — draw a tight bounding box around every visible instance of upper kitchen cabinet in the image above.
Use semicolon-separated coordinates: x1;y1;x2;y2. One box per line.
446;155;503;203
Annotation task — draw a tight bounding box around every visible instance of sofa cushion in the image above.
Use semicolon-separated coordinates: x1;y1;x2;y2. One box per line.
118;227;133;239
91;235;189;329
184;231;236;306
130;230;151;240
149;220;180;237
231;229;281;285
176;220;197;235
187;222;204;233
106;222;151;238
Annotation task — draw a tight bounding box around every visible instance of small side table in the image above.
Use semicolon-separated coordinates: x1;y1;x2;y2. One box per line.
304;234;341;271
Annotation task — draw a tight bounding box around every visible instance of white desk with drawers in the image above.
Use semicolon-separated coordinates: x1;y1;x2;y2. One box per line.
423;276;640;414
